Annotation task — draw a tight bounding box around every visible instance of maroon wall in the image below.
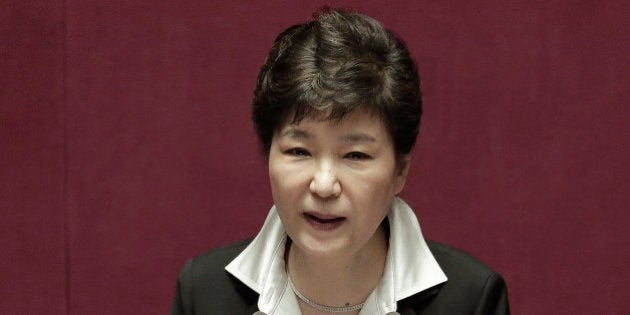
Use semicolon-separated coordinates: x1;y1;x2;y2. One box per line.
1;1;67;313
2;1;629;314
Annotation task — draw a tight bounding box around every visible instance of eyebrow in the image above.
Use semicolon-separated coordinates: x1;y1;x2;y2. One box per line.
340;133;376;143
279;128;312;140
280;128;376;143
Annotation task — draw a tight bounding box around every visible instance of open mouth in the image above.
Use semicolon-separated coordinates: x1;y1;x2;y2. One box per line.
304;212;345;230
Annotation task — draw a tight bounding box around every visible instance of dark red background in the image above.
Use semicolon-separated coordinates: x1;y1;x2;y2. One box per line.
2;1;628;313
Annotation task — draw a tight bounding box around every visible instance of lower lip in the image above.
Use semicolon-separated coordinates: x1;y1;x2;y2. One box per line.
304;214;345;231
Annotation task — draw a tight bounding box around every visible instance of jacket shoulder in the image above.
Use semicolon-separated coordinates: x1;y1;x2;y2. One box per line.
193;238;253;272
170;239;258;315
427;240;498;282
400;240;510;314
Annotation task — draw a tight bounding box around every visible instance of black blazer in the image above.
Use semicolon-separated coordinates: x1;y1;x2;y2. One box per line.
170;239;509;314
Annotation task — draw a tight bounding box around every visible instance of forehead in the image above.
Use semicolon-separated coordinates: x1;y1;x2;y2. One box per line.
276;108;389;140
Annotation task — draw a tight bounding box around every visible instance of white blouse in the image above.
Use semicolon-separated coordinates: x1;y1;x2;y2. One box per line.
225;197;447;315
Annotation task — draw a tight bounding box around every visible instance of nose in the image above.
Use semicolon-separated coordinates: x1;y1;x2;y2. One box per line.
309;161;341;198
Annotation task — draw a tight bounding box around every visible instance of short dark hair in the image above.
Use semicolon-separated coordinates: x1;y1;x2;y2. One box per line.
252;7;422;157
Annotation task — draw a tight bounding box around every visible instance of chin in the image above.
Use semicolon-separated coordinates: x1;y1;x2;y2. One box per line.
292;236;350;258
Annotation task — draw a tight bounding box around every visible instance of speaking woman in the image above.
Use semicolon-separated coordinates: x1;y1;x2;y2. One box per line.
171;7;509;315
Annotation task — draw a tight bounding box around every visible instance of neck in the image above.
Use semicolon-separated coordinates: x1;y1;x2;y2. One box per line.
287;224;388;311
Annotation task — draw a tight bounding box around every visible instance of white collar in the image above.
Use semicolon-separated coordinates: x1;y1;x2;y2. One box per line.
225;197;447;314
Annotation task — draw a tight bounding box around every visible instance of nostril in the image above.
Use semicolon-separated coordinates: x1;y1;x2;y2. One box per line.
309;165;341;197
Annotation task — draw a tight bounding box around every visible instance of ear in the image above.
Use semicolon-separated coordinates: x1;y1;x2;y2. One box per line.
394;154;411;195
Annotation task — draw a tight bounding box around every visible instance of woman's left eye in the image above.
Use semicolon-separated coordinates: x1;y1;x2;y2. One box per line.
344;151;371;160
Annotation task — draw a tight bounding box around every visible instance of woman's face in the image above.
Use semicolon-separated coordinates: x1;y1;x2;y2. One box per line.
268;108;410;258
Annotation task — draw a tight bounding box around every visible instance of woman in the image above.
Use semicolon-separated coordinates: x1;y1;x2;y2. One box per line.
171;8;509;315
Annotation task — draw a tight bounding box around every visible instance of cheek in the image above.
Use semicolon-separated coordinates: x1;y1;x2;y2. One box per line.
269;162;303;206
350;171;400;212
269;167;287;203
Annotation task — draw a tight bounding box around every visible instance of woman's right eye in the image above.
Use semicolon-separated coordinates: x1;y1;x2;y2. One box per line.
285;148;311;157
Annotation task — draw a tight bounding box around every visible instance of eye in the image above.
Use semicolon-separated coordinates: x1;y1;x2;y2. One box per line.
285;148;311;157
344;151;371;160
